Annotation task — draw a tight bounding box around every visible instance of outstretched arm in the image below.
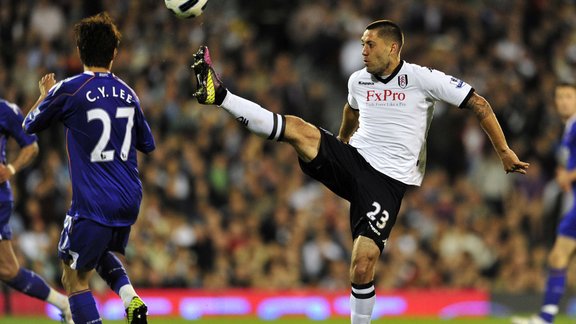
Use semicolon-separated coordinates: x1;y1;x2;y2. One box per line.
338;103;359;144
464;92;529;174
0;142;39;183
23;73;58;134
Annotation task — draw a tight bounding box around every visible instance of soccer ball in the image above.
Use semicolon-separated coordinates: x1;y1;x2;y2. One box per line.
165;0;208;19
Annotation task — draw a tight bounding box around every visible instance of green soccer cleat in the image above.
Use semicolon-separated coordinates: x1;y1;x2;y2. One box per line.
125;296;148;324
191;46;228;105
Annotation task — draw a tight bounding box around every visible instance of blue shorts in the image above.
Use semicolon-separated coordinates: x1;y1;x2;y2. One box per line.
558;203;576;238
0;202;13;240
58;215;131;271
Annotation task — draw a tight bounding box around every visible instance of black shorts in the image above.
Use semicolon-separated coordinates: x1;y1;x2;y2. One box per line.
299;128;407;252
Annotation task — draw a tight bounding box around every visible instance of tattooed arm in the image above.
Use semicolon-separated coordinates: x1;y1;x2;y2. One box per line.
464;92;529;174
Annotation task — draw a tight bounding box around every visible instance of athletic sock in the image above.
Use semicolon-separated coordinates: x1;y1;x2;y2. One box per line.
95;251;136;308
119;285;138;309
539;268;566;323
4;268;50;300
46;288;70;311
69;290;102;323
220;92;286;141
350;282;376;324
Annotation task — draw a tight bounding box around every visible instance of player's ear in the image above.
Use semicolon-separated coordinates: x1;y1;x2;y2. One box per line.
389;42;397;56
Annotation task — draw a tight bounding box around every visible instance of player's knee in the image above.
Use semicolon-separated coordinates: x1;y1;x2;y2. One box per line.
61;269;83;294
548;250;569;269
350;255;377;282
284;116;318;143
283;116;320;160
0;264;19;281
61;271;72;293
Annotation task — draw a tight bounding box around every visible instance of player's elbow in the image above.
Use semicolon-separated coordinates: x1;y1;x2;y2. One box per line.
24;142;40;159
137;143;156;154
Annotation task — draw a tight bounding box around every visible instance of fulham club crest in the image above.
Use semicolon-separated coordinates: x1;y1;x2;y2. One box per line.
398;74;408;88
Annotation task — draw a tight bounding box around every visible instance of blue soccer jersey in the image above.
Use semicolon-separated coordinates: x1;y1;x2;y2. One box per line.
557;116;576;238
563;117;576;172
23;72;155;226
0;99;38;202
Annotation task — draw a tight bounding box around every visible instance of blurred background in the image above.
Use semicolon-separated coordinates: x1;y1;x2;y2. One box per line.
2;0;576;319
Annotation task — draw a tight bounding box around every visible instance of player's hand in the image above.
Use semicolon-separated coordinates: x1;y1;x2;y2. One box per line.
39;73;56;97
0;164;13;184
500;148;529;174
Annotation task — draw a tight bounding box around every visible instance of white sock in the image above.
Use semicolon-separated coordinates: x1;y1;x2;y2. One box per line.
46;288;69;311
119;284;138;308
220;92;285;141
350;282;376;324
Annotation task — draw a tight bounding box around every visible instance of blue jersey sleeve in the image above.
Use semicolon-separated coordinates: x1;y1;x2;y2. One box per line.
23;81;72;134
134;104;155;154
565;122;576;171
1;104;37;147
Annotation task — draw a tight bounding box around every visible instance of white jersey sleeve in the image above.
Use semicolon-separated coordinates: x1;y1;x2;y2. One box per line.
347;70;360;110
413;65;473;108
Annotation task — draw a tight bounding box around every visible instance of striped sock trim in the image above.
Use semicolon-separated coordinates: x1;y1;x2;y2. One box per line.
549;268;566;277
69;289;91;298
267;113;278;140
351;282;375;299
277;115;286;141
268;113;286;141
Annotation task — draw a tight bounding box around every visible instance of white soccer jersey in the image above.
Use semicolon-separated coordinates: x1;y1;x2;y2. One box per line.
347;61;473;186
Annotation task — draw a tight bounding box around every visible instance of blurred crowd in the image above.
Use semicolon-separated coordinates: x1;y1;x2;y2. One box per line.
2;0;576;294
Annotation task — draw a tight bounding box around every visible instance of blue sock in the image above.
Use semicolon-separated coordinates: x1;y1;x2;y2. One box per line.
95;251;130;295
69;290;102;324
539;268;566;322
4;268;50;300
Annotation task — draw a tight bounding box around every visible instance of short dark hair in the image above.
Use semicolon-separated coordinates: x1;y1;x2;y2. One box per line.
366;20;404;49
74;12;121;68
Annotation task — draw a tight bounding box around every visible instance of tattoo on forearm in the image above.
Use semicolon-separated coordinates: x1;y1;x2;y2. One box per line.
466;93;492;121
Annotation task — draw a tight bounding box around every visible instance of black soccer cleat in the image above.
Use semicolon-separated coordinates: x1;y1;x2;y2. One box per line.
125;296;148;324
191;46;228;105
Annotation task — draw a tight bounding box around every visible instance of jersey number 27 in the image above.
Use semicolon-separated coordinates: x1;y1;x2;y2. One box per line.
87;107;135;162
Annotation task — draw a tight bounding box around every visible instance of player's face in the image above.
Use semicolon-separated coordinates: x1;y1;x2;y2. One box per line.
361;29;396;76
555;86;576;121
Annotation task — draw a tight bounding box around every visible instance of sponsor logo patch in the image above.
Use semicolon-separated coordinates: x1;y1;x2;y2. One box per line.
450;77;465;88
366;90;406;101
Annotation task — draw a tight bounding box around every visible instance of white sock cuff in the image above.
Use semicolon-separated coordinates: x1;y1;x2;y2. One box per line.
119;284;138;308
220;90;236;108
542;304;559;315
46;289;69;310
350;285;376;323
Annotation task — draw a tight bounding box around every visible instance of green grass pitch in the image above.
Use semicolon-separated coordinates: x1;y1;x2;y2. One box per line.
0;316;574;323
